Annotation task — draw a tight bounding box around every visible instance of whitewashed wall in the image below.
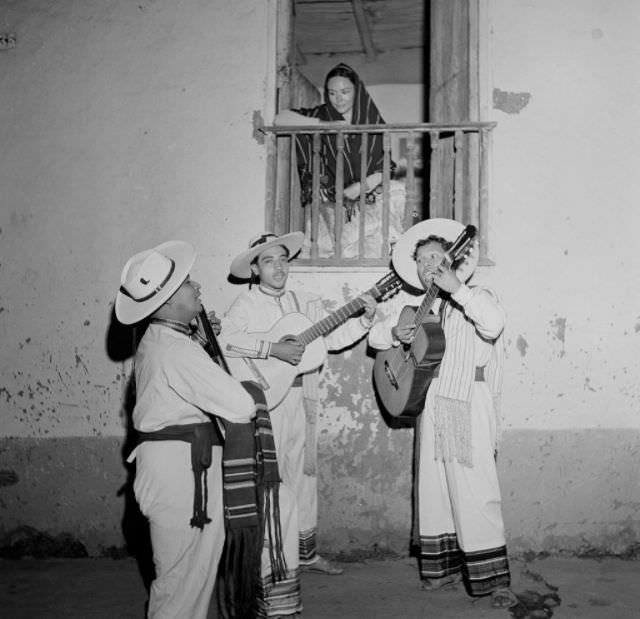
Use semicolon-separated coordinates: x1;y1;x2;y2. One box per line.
486;0;640;553
0;0;275;553
1;0;638;558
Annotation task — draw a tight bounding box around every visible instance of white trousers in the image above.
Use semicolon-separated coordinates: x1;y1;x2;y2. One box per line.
133;442;224;619
271;386;317;549
419;381;506;551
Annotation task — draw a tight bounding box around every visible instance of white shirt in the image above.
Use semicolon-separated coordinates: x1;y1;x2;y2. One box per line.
369;284;505;368
132;323;255;432
220;287;371;359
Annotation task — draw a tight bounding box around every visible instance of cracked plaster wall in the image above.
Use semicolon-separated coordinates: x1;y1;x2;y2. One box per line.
2;0;640;556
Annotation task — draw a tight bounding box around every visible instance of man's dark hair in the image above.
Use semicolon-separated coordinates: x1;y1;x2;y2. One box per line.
412;235;452;261
250;244;291;268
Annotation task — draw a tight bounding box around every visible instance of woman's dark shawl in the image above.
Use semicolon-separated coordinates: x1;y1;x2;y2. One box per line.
293;63;388;206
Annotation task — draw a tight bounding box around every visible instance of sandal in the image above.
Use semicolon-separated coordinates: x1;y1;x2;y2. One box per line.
491;587;519;609
300;555;344;575
421;572;462;591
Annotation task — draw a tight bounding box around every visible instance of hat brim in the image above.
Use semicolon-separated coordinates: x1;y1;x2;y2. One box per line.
391;219;479;290
115;240;196;325
230;232;304;279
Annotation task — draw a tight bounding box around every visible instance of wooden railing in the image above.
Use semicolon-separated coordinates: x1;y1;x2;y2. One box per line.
261;121;496;267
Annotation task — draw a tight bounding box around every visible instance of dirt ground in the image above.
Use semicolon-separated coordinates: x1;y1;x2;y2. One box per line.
1;554;638;618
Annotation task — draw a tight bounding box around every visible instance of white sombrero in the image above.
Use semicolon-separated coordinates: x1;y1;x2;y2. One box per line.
392;218;479;290
115;240;196;325
230;231;304;279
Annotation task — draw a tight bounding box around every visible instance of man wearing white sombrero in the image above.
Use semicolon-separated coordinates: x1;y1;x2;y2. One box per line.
369;219;517;610
115;241;256;619
220;232;377;617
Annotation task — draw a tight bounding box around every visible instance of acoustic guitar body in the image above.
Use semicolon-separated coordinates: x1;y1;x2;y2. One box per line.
224;313;327;411
373;306;445;418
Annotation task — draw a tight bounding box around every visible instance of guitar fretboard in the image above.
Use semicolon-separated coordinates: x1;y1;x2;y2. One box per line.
297;287;375;346
412;285;439;325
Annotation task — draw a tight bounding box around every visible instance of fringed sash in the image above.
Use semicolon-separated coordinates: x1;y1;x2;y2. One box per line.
217;381;287;619
433;296;504;467
148;319;287;618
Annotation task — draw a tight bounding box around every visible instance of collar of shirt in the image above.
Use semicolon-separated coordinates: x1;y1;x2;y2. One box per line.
150;317;195;337
258;284;286;298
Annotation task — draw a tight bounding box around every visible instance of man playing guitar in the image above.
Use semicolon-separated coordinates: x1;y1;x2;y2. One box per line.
369;219;518;610
220;232;377;617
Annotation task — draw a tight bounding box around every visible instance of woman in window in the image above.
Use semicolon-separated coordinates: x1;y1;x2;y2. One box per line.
276;63;406;259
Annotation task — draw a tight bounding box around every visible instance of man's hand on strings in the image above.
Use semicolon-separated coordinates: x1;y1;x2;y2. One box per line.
270;337;305;366
392;323;416;345
361;293;378;321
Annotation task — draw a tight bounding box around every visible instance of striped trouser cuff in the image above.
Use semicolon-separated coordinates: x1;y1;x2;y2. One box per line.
257;568;302;618
464;545;511;595
419;534;511;595
298;528;317;563
419;533;464;580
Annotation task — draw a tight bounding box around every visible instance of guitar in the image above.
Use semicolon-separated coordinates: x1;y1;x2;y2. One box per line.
224;272;402;410
373;225;477;419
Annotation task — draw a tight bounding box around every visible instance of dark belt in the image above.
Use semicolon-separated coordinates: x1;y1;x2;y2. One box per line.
137;422;222;529
432;366;485;381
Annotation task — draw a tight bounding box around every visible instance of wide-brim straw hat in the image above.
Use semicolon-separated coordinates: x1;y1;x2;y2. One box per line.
115;240;196;325
392;218;479;290
230;232;304;279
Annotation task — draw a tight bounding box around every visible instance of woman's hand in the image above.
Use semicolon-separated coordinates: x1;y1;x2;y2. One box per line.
365;172;382;192
274;110;320;126
343;172;382;201
343;182;362;201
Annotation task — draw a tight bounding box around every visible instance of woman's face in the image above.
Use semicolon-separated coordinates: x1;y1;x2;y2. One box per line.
327;76;356;118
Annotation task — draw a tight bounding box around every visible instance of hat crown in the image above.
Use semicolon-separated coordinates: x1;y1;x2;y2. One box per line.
121;251;174;301
248;232;277;249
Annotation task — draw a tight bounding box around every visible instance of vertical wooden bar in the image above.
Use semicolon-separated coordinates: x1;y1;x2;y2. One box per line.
289;136;301;232
335;131;345;260
428;131;440;219
358;131;369;258
405;131;417;230
310;132;321;261
264;133;278;232
453;130;463;222
381;131;391;258
274;0;294;234
479;127;491;263
468;129;480;232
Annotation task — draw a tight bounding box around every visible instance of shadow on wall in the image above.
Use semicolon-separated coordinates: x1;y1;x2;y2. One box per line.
106;308;154;592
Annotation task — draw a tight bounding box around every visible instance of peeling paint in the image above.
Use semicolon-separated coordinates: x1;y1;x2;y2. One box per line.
493;88;531;114
516;335;528;356
252;110;265;145
550;317;566;343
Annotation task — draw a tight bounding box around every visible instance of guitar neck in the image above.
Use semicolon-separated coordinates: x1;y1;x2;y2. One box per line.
297;289;372;347
413;286;439;324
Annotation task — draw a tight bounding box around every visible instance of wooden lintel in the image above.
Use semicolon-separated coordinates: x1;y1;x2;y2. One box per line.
351;0;376;61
